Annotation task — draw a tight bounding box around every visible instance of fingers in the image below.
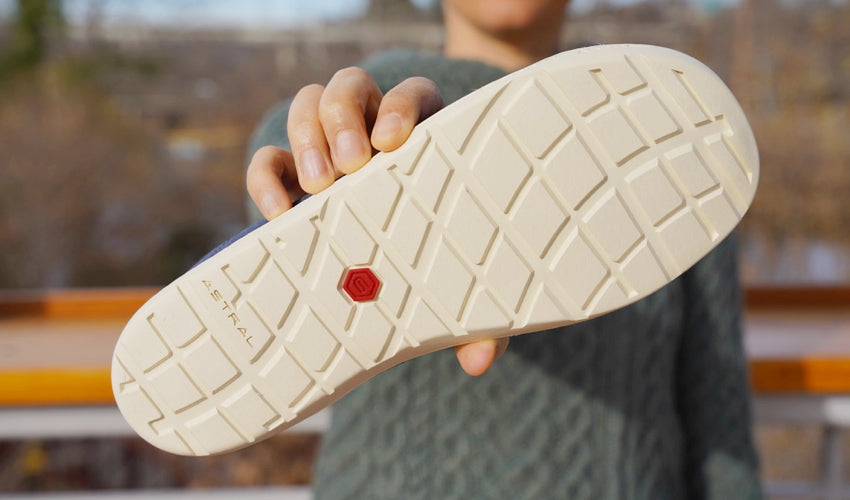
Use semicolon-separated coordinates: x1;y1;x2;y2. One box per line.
288;72;443;194
454;337;510;377
287;84;337;194
371;77;444;152
288;68;383;191
318;67;383;175
246;145;304;220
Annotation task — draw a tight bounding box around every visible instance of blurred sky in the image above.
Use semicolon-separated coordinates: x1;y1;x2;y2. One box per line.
0;0;743;29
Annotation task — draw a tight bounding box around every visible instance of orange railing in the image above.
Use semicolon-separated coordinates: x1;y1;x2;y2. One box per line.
747;287;850;394
0;288;156;406
0;288;156;319
0;286;848;406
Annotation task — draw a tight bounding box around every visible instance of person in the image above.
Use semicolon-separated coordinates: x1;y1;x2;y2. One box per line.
244;1;762;498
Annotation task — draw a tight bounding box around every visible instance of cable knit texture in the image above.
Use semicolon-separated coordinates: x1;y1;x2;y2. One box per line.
248;49;762;500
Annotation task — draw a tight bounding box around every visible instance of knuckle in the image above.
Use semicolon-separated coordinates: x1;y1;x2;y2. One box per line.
295;83;324;98
250;145;277;165
255;144;278;156
317;99;350;127
387;77;442;106
290;85;324;116
333;66;369;82
291;85;324;117
404;76;438;91
289;87;323;129
249;146;289;176
287;116;313;142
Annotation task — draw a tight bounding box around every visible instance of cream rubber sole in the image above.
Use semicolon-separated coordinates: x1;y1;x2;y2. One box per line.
112;44;759;456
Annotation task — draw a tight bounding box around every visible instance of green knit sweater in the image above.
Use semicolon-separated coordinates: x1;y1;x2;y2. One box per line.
248;49;762;500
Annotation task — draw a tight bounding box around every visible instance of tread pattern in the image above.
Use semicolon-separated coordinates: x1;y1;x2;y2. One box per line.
112;45;758;456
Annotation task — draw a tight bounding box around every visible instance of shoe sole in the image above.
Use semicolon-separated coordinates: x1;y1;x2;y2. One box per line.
112;44;759;456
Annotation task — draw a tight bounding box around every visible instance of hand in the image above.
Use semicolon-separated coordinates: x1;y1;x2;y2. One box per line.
247;67;444;216
246;67;509;376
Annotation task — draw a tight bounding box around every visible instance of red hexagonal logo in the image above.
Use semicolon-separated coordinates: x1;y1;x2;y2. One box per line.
342;267;381;302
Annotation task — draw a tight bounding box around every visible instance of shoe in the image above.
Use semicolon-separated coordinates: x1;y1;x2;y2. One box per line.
111;44;759;456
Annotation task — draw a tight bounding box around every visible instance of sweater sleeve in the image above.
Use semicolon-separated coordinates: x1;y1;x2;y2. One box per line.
676;233;763;500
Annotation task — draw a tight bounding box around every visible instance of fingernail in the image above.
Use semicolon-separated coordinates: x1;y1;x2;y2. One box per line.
335;129;367;167
300;149;327;181
372;113;402;144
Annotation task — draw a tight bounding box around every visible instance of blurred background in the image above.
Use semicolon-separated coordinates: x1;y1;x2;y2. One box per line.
0;0;848;497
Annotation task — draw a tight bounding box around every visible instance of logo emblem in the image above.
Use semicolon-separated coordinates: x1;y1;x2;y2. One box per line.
342;268;381;302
